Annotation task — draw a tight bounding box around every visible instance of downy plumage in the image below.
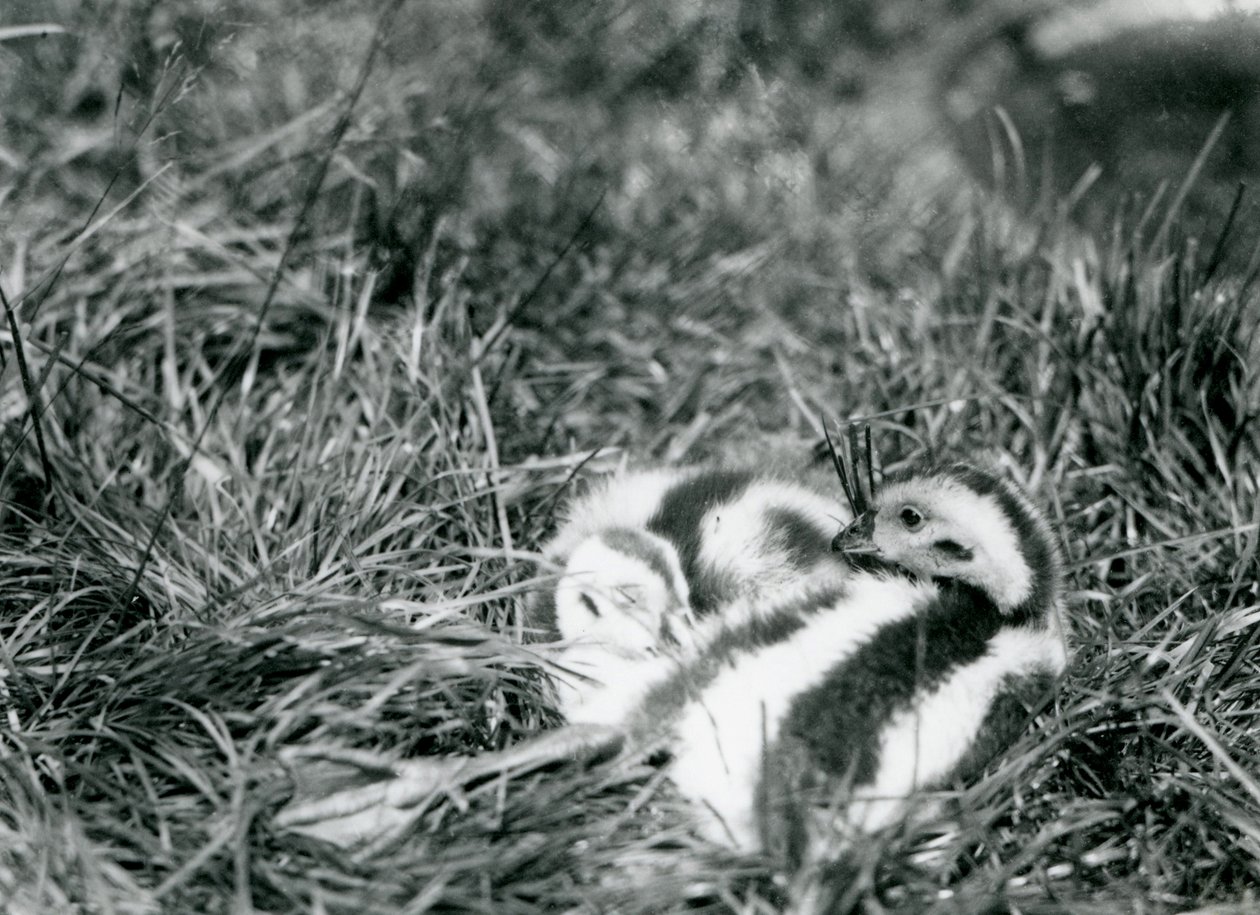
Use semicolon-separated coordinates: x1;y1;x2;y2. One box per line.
532;465;849;724
540;459;1069;868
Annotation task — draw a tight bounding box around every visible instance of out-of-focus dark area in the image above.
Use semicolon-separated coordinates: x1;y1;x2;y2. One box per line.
5;0;1259;271
949;9;1260;255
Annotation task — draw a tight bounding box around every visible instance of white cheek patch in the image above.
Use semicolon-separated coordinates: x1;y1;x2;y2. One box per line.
554;538;683;650
881;478;1033;610
843;626;1066;834
552;534;696;727
666;574;935;850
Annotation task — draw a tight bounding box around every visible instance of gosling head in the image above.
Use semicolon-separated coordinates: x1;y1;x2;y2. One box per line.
832;462;1061;621
554;528;693;655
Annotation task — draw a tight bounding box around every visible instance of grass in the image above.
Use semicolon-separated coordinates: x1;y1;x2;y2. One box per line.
2;0;1259;911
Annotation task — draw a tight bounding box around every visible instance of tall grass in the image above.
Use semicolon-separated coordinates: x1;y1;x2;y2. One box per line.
2;0;1259;912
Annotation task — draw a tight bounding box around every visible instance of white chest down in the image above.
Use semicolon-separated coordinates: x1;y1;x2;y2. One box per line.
662;575;1066;852
544;459;1071;861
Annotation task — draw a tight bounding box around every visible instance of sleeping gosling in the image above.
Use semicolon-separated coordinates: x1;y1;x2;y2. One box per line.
534;465;849;724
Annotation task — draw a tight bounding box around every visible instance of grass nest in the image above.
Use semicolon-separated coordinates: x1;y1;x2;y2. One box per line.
2;0;1259;912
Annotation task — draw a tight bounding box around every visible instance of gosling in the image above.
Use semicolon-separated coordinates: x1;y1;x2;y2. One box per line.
534;465;849;724
637;461;1069;860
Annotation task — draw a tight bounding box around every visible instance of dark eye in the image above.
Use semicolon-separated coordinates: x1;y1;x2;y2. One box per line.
578;593;601;617
899;506;924;530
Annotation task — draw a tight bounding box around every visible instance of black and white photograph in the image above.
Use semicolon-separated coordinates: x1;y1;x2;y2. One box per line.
2;1;1259;912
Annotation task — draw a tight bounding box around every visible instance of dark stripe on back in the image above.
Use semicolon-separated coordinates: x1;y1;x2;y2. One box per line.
526;586;559;640
627;583;849;740
780;579;1003;787
940;669;1056;788
646;469;754;615
600;527;684;606
764;507;832;568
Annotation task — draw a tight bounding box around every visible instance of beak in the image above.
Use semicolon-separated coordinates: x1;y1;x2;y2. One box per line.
832;510;878;555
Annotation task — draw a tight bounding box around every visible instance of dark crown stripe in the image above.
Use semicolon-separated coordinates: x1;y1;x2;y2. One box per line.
922;462;1061;620
599;527;685;605
892;461;1058;620
646;469;755;615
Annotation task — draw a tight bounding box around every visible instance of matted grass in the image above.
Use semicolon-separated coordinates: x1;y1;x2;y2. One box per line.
2;0;1259;912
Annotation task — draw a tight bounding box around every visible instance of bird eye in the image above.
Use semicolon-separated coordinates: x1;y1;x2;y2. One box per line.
578;593;602;617
899;506;924;530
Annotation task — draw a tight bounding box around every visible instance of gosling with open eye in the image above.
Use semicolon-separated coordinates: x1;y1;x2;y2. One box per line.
832;461;1062;622
639;461;1069;865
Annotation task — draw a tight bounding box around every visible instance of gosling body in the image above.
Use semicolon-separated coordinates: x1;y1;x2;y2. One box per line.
542;459;1069;863
535;465;849;724
666;461;1069;855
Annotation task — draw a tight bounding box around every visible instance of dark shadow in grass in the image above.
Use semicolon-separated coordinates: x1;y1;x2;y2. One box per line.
949;15;1260;261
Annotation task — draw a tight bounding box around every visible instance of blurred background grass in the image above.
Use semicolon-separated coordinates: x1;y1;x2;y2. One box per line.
2;0;1259;912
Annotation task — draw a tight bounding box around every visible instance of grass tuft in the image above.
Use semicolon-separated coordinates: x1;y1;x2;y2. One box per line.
2;0;1259;912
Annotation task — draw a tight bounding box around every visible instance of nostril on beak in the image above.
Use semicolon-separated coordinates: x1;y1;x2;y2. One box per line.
832;510;877;554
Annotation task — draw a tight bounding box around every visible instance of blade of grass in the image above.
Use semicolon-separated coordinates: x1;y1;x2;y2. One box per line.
823;418;858;517
0;281;54;494
114;0;409;614
1149;111;1231;258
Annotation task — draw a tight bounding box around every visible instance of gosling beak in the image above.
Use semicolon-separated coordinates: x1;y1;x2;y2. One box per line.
832;510;878;555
